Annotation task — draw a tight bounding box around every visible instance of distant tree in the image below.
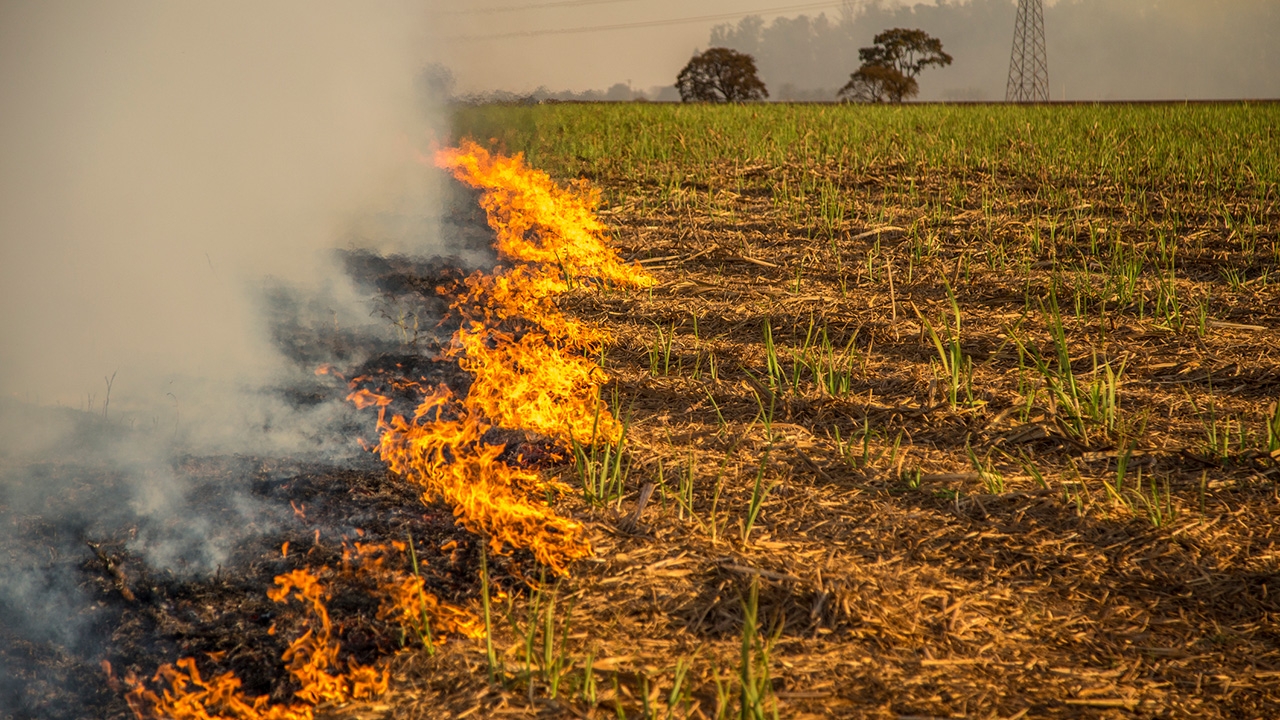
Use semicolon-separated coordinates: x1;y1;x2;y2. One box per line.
859;28;953;80
838;64;918;103
838;28;950;103
676;47;768;103
605;82;634;101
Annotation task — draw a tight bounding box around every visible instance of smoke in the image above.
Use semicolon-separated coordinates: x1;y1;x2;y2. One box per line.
0;5;474;710
0;1;442;411
0;0;485;459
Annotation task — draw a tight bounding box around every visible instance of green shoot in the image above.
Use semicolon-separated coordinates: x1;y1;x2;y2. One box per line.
406;533;435;654
741;451;774;543
479;544;499;685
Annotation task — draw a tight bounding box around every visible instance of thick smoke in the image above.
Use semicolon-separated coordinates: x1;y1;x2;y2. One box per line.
0;1;443;410
0;3;467;709
0;0;439;535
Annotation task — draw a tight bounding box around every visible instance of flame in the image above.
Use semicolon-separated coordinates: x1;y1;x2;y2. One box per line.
362;383;589;575
453;323;616;446
435;141;651;289
345;541;485;641
267;569;389;705
127;142;648;718
346;141;652;575
128;546;475;719
377;573;485;640
127;569;385;719
347;388;393;410
434;139;654;444
126;656;312;720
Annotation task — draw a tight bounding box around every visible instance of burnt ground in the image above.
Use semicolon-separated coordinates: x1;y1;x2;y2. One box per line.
0;342;493;720
0;176;531;720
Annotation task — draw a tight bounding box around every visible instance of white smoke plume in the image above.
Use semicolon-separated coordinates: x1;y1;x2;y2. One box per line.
0;1;441;417
0;9;459;710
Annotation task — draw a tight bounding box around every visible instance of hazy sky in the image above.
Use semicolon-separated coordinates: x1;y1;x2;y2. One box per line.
435;0;1280;99
436;0;859;93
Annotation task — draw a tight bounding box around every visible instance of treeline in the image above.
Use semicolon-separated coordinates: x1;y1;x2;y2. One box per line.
454;83;679;105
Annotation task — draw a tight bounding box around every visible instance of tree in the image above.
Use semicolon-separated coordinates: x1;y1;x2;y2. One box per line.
859;28;953;81
838;28;951;103
675;47;768;103
605;82;634;101
838;64;918;103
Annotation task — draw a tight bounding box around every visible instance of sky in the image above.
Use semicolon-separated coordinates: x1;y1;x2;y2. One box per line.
435;0;856;95
434;0;1280;100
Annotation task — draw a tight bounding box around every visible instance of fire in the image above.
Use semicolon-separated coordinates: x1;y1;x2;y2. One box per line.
453;323;615;446
349;141;652;574
378;573;485;639
267;569;389;705
361;383;590;575
125;142;648;718
126;568;385;720
127;545;477;720
435;140;651;291
126;656;310;720
434;140;655;444
346;541;485;642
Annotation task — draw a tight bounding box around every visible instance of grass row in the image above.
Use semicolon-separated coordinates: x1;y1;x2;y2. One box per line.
453;102;1278;200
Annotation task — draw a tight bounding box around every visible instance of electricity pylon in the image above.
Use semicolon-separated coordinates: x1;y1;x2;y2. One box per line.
1006;0;1049;103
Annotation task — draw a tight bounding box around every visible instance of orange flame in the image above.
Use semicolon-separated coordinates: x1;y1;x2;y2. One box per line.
127;546;476;719
347;388;393;410
453;323;616;445
435;140;652;289
346;141;652;576
127;142;648;718
267;569;389;705
434;140;653;445
366;383;590;575
126;656;313;720
125;567;384;720
377;573;485;640
345;541;485;642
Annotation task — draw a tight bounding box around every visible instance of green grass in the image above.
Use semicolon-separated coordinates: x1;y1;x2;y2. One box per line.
453;104;1278;346
454;103;1278;212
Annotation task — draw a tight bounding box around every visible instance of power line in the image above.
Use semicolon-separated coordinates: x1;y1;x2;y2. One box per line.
441;0;644;16
443;1;845;41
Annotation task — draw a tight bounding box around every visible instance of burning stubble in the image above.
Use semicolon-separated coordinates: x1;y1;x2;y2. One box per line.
119;140;652;720
0;3;477;715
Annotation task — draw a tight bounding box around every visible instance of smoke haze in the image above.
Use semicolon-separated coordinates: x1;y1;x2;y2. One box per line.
436;0;1279;101
0;8;456;711
0;1;437;414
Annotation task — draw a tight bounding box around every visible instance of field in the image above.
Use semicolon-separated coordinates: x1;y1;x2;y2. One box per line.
322;102;1280;720
57;104;1272;719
